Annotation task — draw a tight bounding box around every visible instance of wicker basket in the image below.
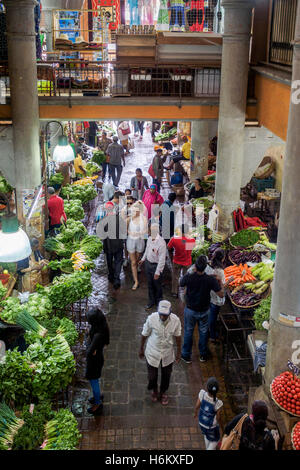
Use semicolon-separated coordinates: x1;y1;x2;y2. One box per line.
291;423;300;450
230;284;270;309
270;382;300;418
254;156;275;179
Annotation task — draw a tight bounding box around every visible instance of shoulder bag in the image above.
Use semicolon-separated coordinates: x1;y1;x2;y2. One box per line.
220;414;248;450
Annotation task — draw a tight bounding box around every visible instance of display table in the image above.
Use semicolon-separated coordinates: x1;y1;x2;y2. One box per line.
257;192;281;218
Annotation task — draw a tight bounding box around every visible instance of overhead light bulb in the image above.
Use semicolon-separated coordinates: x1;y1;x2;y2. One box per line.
53;135;74;163
0;215;32;262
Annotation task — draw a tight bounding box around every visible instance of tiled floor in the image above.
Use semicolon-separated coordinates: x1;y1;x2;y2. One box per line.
73;129;237;450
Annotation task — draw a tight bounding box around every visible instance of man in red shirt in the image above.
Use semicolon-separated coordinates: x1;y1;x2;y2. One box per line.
47;186;67;230
167;224;196;298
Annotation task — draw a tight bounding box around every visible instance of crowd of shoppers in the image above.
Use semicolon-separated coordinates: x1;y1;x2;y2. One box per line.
82;123;279;451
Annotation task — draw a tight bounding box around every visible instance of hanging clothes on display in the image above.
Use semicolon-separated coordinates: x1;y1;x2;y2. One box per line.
140;0;156;26
213;0;224;33
169;0;187;32
157;0;169;31
127;0;140;26
187;0;205;32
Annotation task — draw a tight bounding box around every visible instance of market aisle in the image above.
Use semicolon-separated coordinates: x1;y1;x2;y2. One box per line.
73;132;235;450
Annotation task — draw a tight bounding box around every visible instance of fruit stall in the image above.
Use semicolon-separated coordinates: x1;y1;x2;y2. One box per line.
0;170;102;450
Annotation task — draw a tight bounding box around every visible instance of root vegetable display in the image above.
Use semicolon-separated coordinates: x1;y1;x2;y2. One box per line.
231;287;262;307
224;264;256;287
229;249;262;264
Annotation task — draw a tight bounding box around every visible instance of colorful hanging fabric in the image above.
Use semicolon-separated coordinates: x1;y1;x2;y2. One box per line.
140;0;156;25
168;0;186;31
157;0;169;31
128;0;140;26
187;0;205;32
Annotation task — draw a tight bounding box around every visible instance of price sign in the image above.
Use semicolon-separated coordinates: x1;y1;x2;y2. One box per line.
287;360;300;376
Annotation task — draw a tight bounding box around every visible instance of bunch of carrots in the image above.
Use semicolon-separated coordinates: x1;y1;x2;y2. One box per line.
224;264;256;287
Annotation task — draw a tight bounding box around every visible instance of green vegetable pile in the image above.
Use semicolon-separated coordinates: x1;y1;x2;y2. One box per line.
48;173;64;187
56;219;87;243
253;295;272;330
25;335;76;400
92;149;106;166
61;183;97;204
154;127;177;142
230;229;260;248
0;402;24;450
25;316;78;347
42;408;81;450
0;284;7;301
192;241;210;262
80;235;103;259
0;335;76;405
191;198;214;214
0;349;34;406
0;293;52;324
12;402;53;450
36;271;92;310
47;258;74;273
0;175;13;194
63;199;85;221
86;162;101;176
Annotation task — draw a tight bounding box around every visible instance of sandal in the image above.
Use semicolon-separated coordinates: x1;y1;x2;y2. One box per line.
132;283;139;291
151;391;158;402
161;394;169;406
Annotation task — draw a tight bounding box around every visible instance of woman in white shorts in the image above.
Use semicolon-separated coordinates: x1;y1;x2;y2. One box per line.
126;201;148;291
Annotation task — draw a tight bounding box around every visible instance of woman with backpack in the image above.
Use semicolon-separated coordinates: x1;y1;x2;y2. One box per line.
222;400;279;451
194;377;224;450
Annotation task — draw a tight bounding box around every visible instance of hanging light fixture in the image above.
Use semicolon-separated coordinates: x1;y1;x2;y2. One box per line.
46;121;74;163
53;135;75;163
0;213;31;263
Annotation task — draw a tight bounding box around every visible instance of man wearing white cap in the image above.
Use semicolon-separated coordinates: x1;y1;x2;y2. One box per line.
139;300;181;406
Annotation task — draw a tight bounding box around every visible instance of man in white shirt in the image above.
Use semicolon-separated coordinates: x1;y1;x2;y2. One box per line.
139;223;167;310
139;300;181;405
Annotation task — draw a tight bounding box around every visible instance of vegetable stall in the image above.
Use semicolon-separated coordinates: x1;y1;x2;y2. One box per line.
0;173;102;450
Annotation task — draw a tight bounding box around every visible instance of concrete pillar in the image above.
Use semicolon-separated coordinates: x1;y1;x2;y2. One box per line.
214;0;254;235
265;2;300;387
191;121;209;180
4;0;41;221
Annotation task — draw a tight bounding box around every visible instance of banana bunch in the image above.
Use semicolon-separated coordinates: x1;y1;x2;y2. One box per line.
71;250;94;271
73;176;97;186
250;262;274;282
244;280;269;295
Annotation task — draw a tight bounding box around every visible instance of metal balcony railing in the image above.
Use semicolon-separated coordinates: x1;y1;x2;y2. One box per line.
0;61;221;100
269;0;298;66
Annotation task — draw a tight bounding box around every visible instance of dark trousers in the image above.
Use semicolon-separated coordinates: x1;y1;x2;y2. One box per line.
105;249;123;283
145;260;163;306
102;162;109;180
109;164;123;186
147;360;173;394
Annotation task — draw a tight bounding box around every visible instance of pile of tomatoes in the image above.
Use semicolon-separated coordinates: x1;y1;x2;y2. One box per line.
292;422;300;450
271;371;300;416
